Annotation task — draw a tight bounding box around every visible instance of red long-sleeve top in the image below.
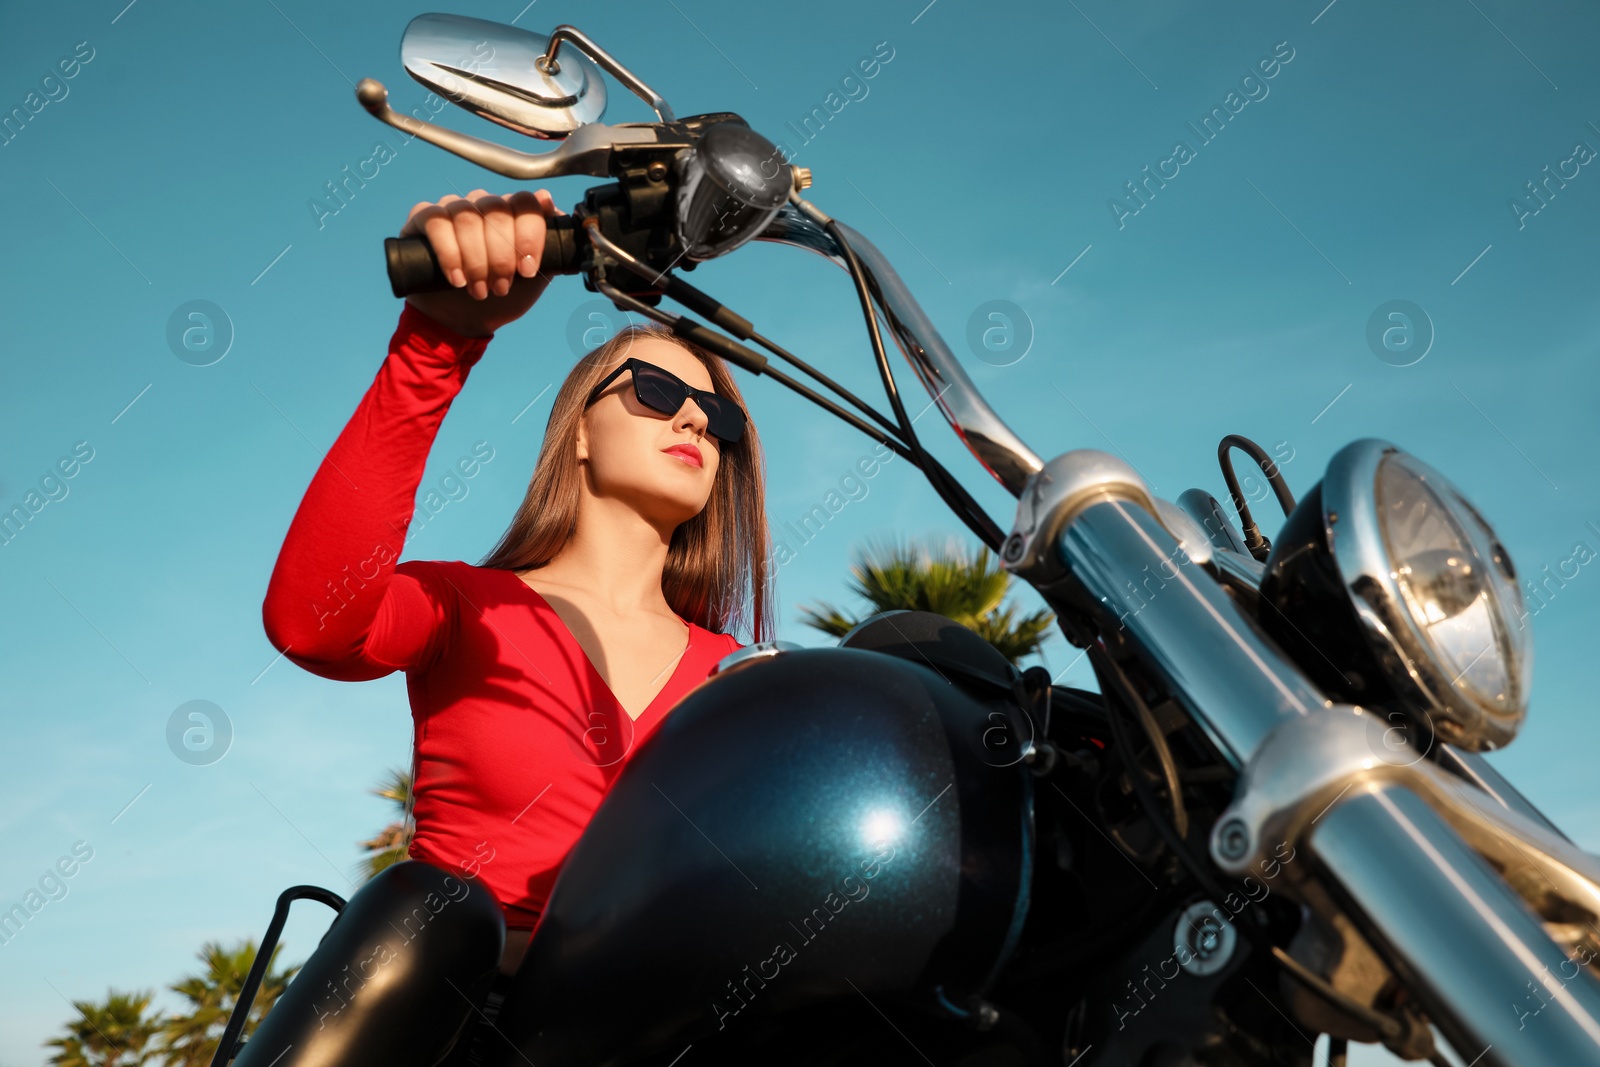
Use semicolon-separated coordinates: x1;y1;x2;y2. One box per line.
261;304;743;930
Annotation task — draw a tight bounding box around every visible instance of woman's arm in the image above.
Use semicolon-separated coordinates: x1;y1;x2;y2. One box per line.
261;189;562;680
261;305;490;679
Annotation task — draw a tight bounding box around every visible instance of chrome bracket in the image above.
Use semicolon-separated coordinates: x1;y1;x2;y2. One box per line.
1209;705;1408;881
1001;450;1160;583
1211;706;1600;937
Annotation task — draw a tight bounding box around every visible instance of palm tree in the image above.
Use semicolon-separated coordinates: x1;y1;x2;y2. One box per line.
357;767;414;882
154;940;299;1067
800;536;1055;666
45;989;162;1067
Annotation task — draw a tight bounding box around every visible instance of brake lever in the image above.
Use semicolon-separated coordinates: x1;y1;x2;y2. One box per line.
355;78;664;180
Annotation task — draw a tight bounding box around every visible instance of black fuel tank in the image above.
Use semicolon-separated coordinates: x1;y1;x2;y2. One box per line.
488;644;1034;1066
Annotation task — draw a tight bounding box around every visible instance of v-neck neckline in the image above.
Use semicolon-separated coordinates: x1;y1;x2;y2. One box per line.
499;568;696;723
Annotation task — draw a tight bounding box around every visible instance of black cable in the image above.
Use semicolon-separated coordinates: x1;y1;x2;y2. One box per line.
1221;434;1297;517
1123;671;1188;839
664;273;904;439
825;218;948;514
854;266;1009;551
742;322;1003;552
596;279;919;463
587;222;909;443
1089;644;1218;898
754;365;914;460
1218;434;1296;561
1094;670;1189;842
825;218;1006;550
590;243;1010;552
824;222;916;441
738;323;1000;532
587;206;1005;548
747;328;902;436
610;279;1015;550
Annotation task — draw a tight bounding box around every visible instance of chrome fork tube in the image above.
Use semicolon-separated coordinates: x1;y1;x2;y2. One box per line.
1309;785;1600;1067
1055;496;1324;766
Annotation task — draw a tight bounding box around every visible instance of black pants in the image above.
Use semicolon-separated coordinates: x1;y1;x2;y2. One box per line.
233;860;508;1067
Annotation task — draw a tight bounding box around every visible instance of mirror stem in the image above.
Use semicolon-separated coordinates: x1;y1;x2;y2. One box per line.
540;25;676;122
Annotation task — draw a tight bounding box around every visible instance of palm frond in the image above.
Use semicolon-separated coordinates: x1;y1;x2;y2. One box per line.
795;602;857;638
799;535;1055;668
154;940;299;1067
46;989;163;1067
358;767;415;883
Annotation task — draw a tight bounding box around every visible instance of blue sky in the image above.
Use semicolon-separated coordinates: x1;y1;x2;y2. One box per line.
2;0;1597;1063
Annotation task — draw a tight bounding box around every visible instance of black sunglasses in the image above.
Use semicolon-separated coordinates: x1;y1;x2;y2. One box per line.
583;358;746;444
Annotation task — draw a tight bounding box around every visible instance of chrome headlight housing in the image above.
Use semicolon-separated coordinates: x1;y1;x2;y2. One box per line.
1260;439;1529;750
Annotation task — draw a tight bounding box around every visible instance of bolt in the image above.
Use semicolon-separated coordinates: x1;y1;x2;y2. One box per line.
1216;818;1250;861
647;161;668;182
1002;533;1026;563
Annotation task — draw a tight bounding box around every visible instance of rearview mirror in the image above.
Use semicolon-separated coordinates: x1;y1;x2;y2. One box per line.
400;12;607;140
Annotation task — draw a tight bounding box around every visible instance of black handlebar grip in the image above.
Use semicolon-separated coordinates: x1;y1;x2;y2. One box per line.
384;215;584;298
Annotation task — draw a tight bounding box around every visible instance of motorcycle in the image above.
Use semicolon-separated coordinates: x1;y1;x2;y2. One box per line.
212;13;1600;1067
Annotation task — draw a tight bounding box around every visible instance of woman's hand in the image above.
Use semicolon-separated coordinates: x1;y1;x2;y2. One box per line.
400;188;563;338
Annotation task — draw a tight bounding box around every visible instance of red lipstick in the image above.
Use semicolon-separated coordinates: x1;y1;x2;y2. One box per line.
662;443;703;468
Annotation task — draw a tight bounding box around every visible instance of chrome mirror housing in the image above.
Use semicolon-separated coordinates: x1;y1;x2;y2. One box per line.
400;13;608;139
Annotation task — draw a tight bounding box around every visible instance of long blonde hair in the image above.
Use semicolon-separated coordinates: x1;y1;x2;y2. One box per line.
479;324;773;643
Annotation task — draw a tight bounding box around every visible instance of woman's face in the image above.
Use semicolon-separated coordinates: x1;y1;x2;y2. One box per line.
576;337;727;530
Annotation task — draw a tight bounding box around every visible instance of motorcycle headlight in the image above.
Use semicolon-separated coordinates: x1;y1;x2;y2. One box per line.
1260;439;1530;750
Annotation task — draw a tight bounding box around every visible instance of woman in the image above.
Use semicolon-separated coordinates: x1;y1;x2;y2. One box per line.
247;188;772;1064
